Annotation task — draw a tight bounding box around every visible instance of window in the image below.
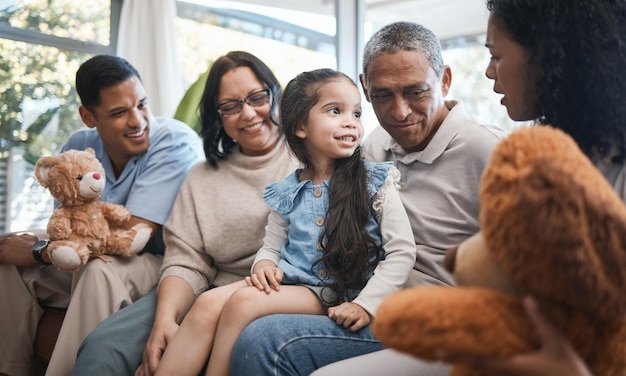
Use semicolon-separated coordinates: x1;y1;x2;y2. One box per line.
0;0;121;233
175;1;337;90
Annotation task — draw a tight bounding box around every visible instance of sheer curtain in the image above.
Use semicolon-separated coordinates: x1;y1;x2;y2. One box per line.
117;0;183;117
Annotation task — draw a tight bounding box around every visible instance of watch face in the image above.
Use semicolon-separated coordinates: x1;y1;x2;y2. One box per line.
32;239;51;265
33;239;49;252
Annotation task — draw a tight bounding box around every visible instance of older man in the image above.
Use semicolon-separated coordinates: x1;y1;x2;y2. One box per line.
230;21;507;376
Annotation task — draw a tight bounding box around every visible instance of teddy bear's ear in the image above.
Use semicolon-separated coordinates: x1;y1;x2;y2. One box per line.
34;155;59;188
85;147;96;156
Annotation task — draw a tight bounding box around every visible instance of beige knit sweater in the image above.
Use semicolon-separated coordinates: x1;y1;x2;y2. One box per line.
159;140;299;295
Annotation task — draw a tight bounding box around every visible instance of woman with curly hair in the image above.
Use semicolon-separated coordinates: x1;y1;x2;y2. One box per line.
485;0;626;173
435;1;626;375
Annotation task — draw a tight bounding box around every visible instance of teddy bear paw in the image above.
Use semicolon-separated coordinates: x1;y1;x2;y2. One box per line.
50;245;82;272
129;226;152;254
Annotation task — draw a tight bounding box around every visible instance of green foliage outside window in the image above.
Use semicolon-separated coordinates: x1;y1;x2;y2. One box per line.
0;0;110;163
0;39;87;164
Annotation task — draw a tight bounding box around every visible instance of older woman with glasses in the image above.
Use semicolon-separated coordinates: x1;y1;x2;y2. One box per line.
71;50;299;376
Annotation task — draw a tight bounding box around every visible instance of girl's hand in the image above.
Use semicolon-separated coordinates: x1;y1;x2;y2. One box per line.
245;260;282;293
328;302;371;331
436;296;593;376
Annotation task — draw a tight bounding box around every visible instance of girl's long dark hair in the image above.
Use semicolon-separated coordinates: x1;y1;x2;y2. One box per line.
281;68;382;305
199;51;282;167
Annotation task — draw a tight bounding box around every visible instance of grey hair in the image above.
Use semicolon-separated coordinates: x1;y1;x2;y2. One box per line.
361;21;444;84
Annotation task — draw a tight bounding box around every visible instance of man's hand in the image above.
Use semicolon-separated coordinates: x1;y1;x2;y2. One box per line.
0;231;45;266
135;319;179;376
328;302;371;332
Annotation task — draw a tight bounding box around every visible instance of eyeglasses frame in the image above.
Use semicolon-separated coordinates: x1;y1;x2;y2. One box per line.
216;88;272;117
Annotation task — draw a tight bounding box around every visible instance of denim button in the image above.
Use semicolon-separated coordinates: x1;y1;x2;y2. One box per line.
315;216;324;226
318;269;328;278
314;187;322;197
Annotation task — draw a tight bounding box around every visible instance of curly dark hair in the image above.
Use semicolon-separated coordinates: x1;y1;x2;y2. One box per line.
198;51;282;167
487;0;626;161
281;68;382;305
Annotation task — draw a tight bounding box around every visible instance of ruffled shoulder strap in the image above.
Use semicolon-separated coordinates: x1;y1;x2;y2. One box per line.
263;169;308;214
364;160;394;198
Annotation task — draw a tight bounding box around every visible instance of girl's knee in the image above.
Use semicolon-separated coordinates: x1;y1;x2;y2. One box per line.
222;287;266;315
230;286;264;303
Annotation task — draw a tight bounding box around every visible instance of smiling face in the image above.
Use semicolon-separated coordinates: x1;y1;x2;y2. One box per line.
78;76;151;177
295;78;363;172
217;66;280;156
360;50;451;153
485;15;535;121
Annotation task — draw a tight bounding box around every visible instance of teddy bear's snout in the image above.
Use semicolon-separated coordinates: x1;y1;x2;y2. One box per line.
78;171;106;199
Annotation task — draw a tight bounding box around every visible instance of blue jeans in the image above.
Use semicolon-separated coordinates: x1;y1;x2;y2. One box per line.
71;287;157;376
230;314;384;376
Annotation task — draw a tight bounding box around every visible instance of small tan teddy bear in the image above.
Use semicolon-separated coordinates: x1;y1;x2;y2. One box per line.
35;148;152;272
372;126;626;376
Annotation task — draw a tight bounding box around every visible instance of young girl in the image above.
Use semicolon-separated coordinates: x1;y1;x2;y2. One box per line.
154;68;416;376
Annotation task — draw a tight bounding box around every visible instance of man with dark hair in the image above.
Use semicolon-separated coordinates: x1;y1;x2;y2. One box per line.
0;54;203;376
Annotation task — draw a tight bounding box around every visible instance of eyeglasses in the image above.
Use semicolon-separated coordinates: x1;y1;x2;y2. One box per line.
216;88;271;117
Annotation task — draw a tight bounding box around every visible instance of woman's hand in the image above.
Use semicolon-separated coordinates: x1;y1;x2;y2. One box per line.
245;260;282;293
437;296;593;376
328;302;371;332
135;318;179;376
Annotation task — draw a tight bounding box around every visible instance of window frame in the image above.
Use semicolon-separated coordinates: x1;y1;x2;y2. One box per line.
0;0;122;54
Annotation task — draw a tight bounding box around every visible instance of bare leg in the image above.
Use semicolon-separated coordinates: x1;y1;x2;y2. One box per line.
205;285;324;376
154;280;248;376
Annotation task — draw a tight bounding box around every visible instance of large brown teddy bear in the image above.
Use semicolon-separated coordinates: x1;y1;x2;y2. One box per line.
35;148;152;272
372;126;626;376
